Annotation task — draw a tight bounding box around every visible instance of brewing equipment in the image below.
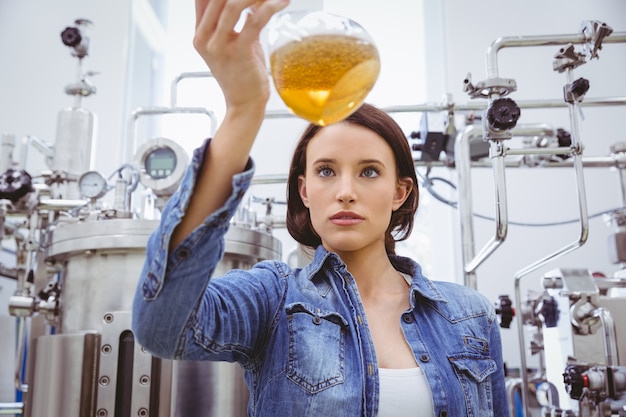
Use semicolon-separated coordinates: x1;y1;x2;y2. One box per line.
1;14;626;417
1;19;282;417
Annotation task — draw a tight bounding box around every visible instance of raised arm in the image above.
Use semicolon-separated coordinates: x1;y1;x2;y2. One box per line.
170;0;289;248
132;0;290;358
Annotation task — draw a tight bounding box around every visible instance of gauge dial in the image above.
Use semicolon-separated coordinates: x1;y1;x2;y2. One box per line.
145;147;177;180
134;137;188;198
78;171;108;199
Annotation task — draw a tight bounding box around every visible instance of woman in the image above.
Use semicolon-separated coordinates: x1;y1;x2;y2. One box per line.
132;0;510;415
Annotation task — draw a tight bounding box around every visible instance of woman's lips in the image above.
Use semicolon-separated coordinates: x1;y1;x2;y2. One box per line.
330;212;364;226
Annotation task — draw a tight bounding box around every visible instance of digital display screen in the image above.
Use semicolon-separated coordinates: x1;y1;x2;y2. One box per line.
146;148;176;179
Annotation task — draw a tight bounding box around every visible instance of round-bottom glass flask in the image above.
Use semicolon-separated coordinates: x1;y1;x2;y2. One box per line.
268;11;380;126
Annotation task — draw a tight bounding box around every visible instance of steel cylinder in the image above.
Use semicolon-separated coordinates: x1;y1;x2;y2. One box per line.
46;218;156;333
53;107;95;199
27;218;281;417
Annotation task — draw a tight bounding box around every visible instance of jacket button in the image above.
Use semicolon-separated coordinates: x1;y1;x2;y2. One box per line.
178;248;190;259
439;411;448;417
312;316;322;325
402;314;413;323
420;354;430;362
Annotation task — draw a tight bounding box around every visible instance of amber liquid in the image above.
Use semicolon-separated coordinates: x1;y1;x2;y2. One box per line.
270;34;380;126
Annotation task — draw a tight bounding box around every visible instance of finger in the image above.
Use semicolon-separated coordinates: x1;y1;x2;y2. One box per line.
247;0;267;13
194;0;209;28
195;0;255;39
238;0;289;41
212;0;261;37
195;0;226;37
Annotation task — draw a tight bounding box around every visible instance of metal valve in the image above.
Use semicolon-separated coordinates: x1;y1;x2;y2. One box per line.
0;169;34;203
495;295;515;328
9;279;60;323
555;128;573;160
564;364;626;402
483;97;521;139
61;18;92;59
563;77;590;104
486;98;521;131
539;295;560;328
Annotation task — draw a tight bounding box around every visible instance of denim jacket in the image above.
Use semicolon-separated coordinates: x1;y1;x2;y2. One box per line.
132;140;510;417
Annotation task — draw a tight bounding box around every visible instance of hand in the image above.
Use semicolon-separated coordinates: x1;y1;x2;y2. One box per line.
193;0;289;113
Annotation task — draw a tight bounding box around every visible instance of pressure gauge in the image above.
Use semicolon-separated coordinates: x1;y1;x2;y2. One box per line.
134;137;188;197
78;170;108;199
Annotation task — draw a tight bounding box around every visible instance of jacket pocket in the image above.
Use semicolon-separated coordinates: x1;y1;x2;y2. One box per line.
285;302;348;394
141;267;163;300
449;354;497;417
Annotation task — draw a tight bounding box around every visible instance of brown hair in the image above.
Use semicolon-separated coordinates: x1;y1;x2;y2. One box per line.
286;103;419;255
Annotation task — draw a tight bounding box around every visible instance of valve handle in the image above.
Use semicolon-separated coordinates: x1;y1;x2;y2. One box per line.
486;98;521;131
0;169;34;203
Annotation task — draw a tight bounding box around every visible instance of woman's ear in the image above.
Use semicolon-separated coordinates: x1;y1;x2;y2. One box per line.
392;177;413;211
298;175;309;208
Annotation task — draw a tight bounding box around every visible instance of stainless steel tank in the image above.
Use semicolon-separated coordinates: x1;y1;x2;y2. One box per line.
24;218;280;417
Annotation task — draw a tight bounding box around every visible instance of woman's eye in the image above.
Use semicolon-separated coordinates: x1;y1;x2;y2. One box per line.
318;167;334;177
362;167;380;178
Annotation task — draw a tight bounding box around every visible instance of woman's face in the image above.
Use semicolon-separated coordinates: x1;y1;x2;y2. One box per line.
298;122;412;255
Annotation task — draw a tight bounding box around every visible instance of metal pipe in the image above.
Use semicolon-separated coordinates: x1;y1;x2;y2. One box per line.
614;145;626;206
264;109;297;119
618;166;626;206
0;403;23;415
11;211;43;394
593;307;619;366
382;97;626;114
19;135;54;170
37;198;88;211
514;68;590;417
486;31;626;79
504;124;555;138
464;142;508;277
454;123;558;286
564;67;590;249
169;71;308;122
471;123;555;276
505;146;571;157
125;106;217;168
170;71;216;108
513;278;531;417
13;316;28;392
454;125;481;288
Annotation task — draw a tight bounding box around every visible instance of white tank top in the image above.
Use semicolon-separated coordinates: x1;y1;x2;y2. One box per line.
378;367;434;417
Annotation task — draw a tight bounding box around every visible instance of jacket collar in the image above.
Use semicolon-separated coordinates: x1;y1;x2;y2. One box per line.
304;245;448;304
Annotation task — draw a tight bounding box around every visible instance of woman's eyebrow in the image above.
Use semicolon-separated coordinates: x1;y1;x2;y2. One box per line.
311;157;336;164
310;158;387;166
358;159;385;165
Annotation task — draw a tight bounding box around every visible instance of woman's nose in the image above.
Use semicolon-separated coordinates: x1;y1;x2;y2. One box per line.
336;176;356;203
